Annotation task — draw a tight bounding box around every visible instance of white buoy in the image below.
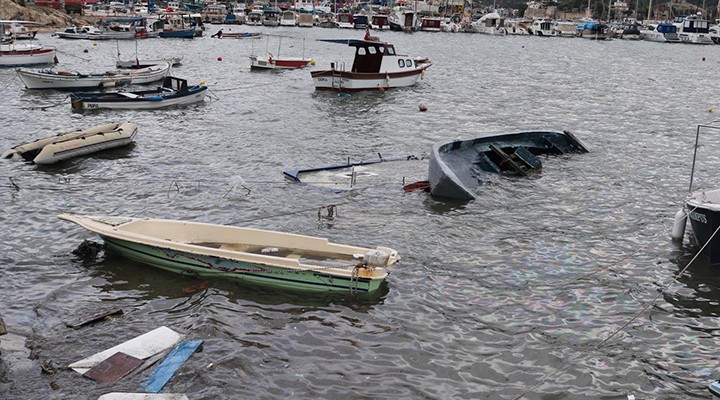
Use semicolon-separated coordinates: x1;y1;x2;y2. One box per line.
671;208;687;242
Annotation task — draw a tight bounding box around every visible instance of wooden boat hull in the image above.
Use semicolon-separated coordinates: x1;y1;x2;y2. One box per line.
250;55;311;70
685;189;720;264
2;122;138;164
0;47;56;67
70;86;207;111
311;64;430;91
59;214;400;292
429;131;589;200
115;57;183;69
17;62;171;90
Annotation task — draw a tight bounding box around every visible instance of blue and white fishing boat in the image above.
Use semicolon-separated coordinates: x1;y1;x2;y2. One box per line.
70;76;206;111
59;214;400;293
428;130;589;200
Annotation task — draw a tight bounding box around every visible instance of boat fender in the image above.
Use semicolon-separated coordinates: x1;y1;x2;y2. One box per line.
147;96;163;101
671;208;687;242
364;249;390;268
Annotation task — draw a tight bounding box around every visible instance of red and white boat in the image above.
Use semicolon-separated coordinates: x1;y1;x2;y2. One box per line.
311;34;431;92
0;43;57;67
250;54;312;70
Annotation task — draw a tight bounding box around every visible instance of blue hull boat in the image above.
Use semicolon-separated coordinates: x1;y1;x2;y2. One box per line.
428;130;589;200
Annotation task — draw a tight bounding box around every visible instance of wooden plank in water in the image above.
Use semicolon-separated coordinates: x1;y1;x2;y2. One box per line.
98;393;189;400
66;307;124;329
144;340;203;393
83;352;143;383
69;326;183;374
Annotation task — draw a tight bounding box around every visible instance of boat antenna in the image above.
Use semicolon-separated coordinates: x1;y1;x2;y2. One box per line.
689;124;720;194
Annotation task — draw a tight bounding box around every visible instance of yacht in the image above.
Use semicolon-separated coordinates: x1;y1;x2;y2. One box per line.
675;14;714;44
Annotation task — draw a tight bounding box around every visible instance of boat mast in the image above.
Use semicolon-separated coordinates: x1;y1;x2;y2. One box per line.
647;0;652;21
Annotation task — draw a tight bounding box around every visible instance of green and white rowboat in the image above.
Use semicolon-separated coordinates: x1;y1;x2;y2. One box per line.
59;214;400;293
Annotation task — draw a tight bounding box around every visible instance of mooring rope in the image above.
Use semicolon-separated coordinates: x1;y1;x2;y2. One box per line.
510;219;720;400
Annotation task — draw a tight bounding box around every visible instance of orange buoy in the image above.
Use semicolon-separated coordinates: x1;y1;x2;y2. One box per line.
217;56;223;61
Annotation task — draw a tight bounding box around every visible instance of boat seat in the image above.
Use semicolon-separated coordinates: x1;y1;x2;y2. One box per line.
539;137;564;155
513;147;542;170
489;144;528;176
118;92;139;99
474;151;501;173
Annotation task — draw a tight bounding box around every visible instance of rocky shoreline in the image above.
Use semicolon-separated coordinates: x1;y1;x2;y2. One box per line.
1;0;93;29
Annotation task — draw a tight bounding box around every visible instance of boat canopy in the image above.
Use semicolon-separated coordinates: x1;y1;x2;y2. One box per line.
657;23;677;33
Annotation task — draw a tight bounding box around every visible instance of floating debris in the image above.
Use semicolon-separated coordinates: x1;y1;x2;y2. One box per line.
0;317;6;336
69;326;183;374
144;340;203;393
66;307;123;329
83;352;143;383
98;394;189;400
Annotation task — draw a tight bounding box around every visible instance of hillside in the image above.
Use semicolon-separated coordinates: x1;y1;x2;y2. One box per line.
0;0;91;28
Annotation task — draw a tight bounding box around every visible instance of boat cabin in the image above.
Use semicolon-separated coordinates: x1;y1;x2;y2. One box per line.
353;14;369;29
371;14;388;29
679;15;710;33
347;40;419;74
161;76;189;93
656;22;677;34
420;17;441;31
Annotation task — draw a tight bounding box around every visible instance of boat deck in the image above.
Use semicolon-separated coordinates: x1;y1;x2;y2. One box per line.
191;242;361;268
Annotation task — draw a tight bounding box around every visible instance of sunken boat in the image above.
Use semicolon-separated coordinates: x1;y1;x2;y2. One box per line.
428;130;589;200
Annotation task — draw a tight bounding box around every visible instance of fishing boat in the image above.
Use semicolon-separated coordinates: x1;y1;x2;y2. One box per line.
115;56;183;69
250;35;312;70
428;131;589;200
54;25;104;39
17;62;171;90
311;38;431;91
58;214;400;293
672;124;720;264
70;76;207;111
211;30;262;39
2;122;138;165
0;43;57;67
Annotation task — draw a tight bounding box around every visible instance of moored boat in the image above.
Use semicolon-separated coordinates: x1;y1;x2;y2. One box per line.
250;54;312;69
115;56;183;69
311;38;431;92
17;62;171;90
428;131;589;200
58;214;400;293
683;189;720;264
0;43;57;67
54;25;104;39
70;76;207;111
2;122;138;165
675;14;714;44
640;22;681;43
211;30;262;39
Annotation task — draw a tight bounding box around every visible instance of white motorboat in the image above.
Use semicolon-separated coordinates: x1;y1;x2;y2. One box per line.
0;43;57;67
2;122;138;165
640;22;681;42
54;25;103;39
675;14;714;44
469;12;507;35
553;20;578;37
17;62;171;90
280;10;297;26
311;38;431;92
4;22;38;40
529;18;554;36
